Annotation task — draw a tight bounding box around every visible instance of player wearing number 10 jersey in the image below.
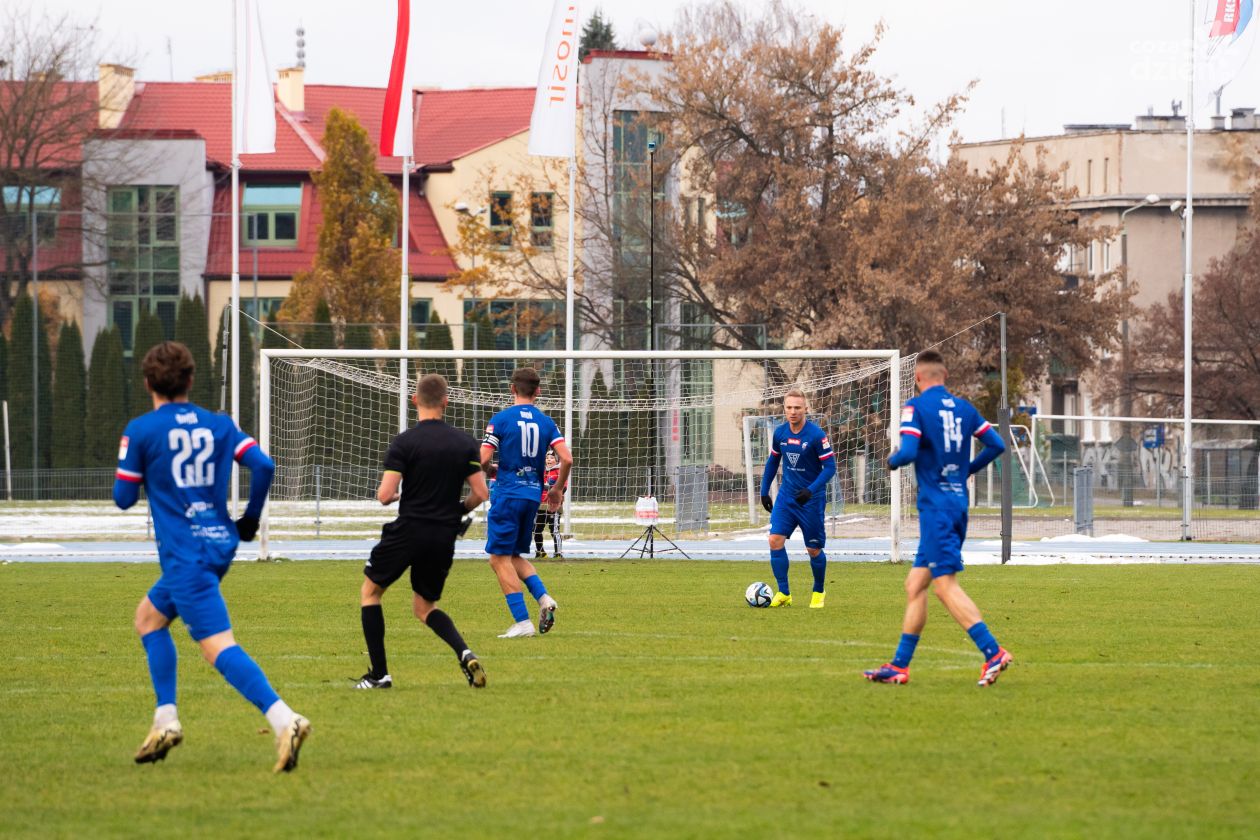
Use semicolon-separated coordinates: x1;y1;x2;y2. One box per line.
481;367;573;638
114;341;310;771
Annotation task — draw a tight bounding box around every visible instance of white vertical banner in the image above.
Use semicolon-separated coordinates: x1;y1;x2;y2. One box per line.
380;0;413;157
235;0;276;154
528;0;580;158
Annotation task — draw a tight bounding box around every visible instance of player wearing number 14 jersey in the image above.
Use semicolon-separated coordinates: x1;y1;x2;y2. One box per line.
863;350;1012;687
114;341;310;771
481;367;573;638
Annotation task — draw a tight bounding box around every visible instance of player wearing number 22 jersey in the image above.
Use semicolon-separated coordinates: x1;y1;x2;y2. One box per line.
114;341;309;771
481;367;573;638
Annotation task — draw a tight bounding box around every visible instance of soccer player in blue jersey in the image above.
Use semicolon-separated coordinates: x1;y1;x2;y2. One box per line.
115;341;310;771
759;388;837;608
863;350;1013;687
481;367;573;638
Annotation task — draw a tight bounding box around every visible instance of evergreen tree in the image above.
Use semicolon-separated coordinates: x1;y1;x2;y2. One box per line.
8;295;53;471
175;294;214;408
261;310;287;350
130;307;166;418
51;321;85;470
343;322;373;350
85;326;128;468
305;298;335;349
422;311;457;383
212;304;258;433
580;8;618;61
212;305;230;413
464;311;499;441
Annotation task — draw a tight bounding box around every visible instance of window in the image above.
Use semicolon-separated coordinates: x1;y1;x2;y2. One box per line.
489;191;513;248
241;297;286;321
1086;241;1095;275
107;186;181;353
1086;159;1093;195
1103;241;1111;272
242;183;301;246
2;185;61;242
1103;157;1110;193
410;299;432;344
530;192;554;248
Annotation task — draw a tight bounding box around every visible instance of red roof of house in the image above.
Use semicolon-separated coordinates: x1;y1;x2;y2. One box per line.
414;87;534;168
203;177;455;280
0;81;98;169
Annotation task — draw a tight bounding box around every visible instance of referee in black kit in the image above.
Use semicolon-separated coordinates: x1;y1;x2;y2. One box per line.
355;373;490;690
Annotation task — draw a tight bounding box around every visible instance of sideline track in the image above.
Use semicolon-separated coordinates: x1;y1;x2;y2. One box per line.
3;536;1260;564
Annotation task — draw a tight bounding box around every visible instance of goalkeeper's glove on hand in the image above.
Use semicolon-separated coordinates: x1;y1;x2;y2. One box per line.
794;488;812;505
236;515;260;542
457;514;474;537
761;495;773;513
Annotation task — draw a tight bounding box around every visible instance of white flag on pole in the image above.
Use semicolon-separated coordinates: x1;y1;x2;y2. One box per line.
528;0;580;158
235;0;276;154
1194;0;1257;111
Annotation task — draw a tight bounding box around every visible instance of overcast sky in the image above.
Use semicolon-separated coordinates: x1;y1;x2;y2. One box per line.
25;0;1260;143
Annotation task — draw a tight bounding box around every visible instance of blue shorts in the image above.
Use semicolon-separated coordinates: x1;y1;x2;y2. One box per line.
769;499;826;549
914;507;968;578
147;550;234;642
485;496;541;556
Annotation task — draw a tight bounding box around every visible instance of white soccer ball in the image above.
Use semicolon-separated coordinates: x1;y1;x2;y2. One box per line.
745;581;773;608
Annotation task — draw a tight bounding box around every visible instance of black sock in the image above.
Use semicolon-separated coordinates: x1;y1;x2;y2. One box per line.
361;604;388;678
424;609;469;658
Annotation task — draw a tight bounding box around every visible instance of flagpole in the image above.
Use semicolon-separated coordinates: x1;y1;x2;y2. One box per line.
399;156;410;432
563;149;576;539
1182;0;1195;541
230;0;241;516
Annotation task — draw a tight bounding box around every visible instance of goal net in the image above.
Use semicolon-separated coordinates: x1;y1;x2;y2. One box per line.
260;349;909;558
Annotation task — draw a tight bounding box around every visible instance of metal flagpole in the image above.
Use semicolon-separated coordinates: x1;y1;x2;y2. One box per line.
230;0;241;516
399;157;410;432
562;153;576;540
1182;1;1195;541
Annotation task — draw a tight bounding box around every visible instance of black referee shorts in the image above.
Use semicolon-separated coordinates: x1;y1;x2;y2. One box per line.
365;519;458;601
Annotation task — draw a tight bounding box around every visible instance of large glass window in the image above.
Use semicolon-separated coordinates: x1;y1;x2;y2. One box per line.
107;186;181;352
242;183;301;246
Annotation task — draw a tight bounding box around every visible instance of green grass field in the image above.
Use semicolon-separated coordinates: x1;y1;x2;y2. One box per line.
2;559;1258;838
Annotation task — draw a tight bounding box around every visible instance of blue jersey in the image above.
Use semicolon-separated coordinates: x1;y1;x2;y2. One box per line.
116;403;260;563
483;404;565;502
894;385;996;511
763;420;834;501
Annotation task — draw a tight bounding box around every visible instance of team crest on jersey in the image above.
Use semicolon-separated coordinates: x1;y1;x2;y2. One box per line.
118;436;129;460
786;453;800;467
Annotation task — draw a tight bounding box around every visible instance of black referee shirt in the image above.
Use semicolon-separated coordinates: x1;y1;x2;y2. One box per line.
382;419;482;525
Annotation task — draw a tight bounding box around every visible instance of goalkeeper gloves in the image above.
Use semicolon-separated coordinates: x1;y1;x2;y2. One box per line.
761;495;773;513
235;515;259;542
794;488;812;505
457;514;474;537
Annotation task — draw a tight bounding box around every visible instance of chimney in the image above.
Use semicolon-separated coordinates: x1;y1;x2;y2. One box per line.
195;70;233;83
277;66;304;112
1212;114;1227;130
1231;107;1258;130
98;63;135;129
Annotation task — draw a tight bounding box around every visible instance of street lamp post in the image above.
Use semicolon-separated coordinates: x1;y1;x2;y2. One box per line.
1118;193;1160;507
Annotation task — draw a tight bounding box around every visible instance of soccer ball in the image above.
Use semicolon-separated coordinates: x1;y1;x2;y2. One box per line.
745;581;773;608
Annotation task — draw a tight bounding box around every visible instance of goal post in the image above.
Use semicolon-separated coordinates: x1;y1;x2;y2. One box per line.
259;348;905;560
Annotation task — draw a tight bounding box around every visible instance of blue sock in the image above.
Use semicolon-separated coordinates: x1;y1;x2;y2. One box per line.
967;622;1001;659
213;644;280;714
892;633;920;669
140;628;177;707
769;548;790;594
809;551;827;593
505;592;530;622
523;574;548;601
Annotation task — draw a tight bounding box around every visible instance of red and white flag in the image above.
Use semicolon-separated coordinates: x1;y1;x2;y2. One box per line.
528;1;580;158
381;0;413;157
234;0;275;154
